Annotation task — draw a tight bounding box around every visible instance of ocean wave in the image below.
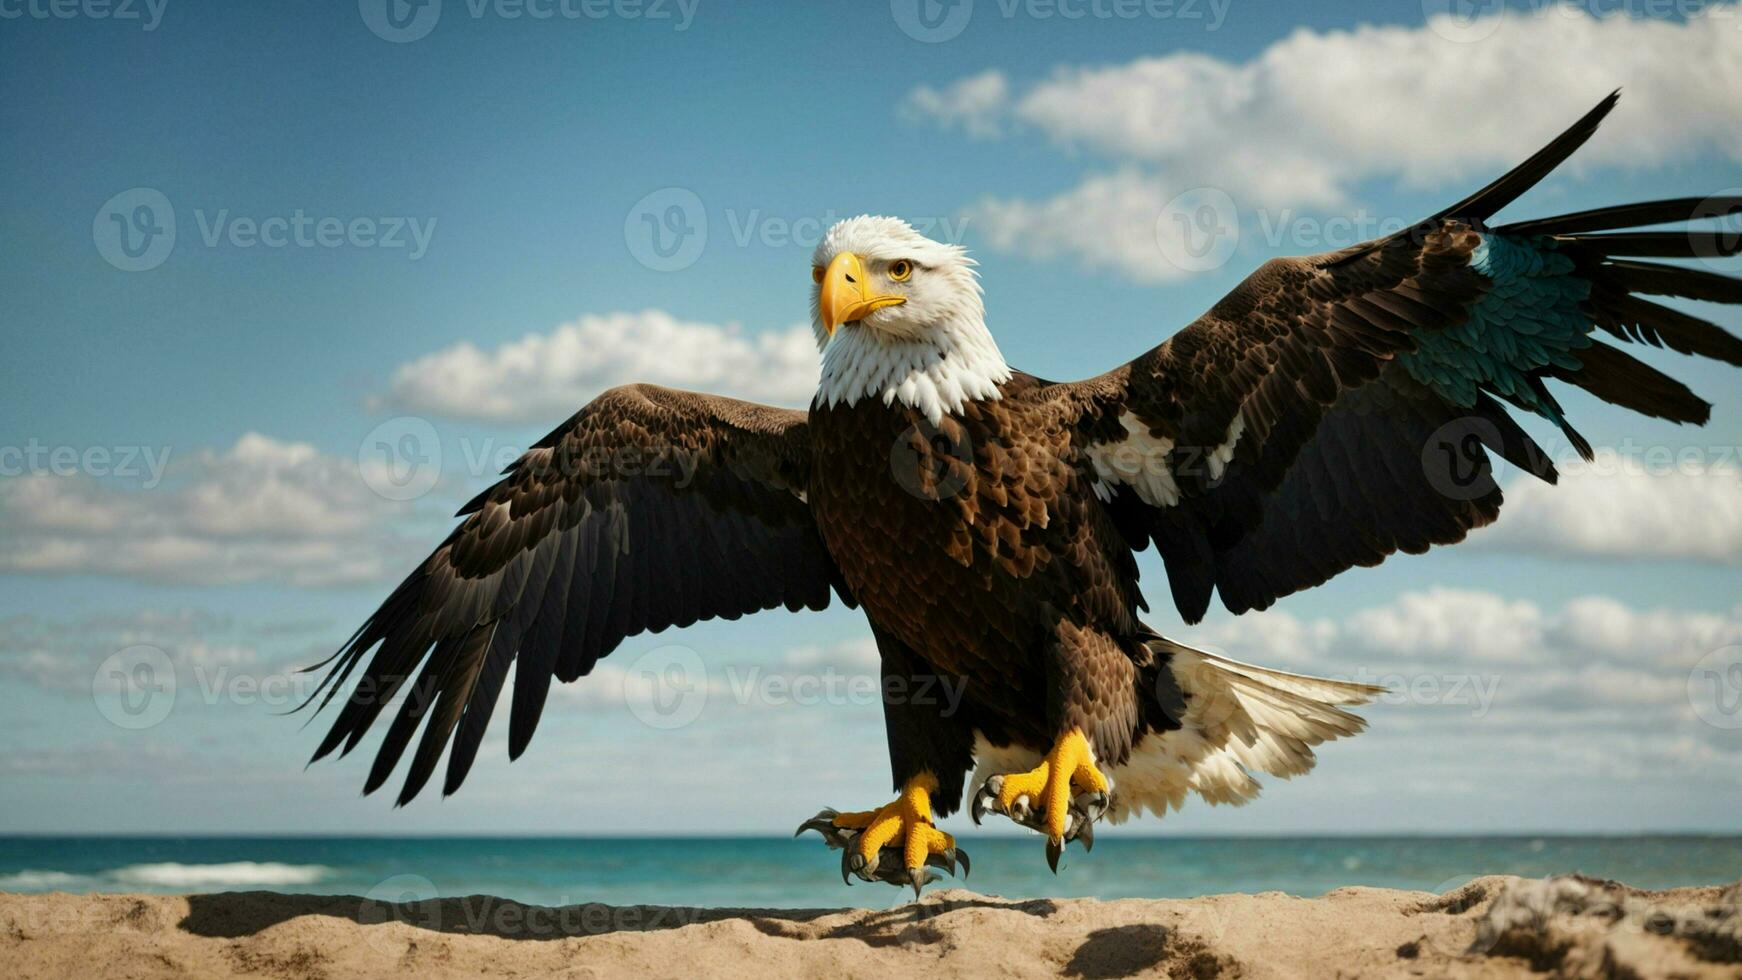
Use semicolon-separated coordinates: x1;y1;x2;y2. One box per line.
0;870;91;891
107;862;334;888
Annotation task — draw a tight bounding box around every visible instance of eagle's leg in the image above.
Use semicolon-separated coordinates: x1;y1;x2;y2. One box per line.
971;729;1112;872
795;774;968;896
973;625;1129;870
795;628;975;896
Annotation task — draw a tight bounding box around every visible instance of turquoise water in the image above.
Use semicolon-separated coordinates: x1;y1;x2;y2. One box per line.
2;836;1738;909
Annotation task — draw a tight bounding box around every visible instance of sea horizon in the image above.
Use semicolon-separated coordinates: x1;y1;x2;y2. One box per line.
6;834;1738;910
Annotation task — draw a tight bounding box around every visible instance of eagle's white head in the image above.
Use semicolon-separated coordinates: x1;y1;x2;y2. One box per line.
809;215;1011;424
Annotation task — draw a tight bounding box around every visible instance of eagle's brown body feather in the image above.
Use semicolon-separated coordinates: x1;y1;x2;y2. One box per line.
807;374;1151;812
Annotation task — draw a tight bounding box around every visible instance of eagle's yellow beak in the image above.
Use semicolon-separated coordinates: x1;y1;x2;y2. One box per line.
819;252;905;336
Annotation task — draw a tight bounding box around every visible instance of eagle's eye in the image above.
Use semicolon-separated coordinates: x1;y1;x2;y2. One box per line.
812;265;825;285
888;259;913;282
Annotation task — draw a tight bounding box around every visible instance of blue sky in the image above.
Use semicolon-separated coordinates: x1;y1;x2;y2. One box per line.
2;0;1740;834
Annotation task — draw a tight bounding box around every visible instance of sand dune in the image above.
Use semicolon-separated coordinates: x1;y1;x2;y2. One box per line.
2;875;1738;978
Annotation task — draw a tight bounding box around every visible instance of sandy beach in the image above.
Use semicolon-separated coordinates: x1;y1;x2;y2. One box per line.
3;874;1738;979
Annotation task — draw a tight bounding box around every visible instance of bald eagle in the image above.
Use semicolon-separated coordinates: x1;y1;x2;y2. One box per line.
306;93;1741;893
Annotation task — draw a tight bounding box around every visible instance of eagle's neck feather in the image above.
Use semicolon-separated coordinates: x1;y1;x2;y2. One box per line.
815;314;1011;425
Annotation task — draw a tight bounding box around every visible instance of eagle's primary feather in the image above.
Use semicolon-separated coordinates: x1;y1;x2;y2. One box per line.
305;93;1741;833
303;386;851;805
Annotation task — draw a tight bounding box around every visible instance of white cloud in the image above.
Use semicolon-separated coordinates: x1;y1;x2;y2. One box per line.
901;69;1010;139
1478;454;1742;565
1187;589;1742;798
1197;587;1540;672
0;605;342;743
1200;586;1741;670
973;169;1189;283
550;637;885;723
1343;589;1550;665
0;433;420;587
910;7;1742;281
781;637;880;674
1011;10;1742;188
1195;588;1742;744
378;310;820;424
0;609;255;694
550;660;736;712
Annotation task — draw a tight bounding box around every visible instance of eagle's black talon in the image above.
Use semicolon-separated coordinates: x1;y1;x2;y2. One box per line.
810;781;960;895
796;809;851;848
839;841;976;893
1054;789;1109;849
794;807;832;835
925;849;951;877
1075;789;1111;824
977;771;1107;866
905;866;940;900
927;845;969;879
970;780;999;825
1012;803;1046;834
845;847;957;893
925;844;969;880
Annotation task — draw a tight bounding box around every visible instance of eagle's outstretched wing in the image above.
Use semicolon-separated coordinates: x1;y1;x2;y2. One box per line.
1059;93;1742;623
304;384;850;804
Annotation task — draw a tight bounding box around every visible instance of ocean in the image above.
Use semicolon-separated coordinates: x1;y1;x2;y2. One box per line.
2;836;1739;909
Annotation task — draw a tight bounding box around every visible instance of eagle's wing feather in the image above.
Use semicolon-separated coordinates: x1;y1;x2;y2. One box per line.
304;384;848;804
1104;634;1384;821
1057;92;1742;623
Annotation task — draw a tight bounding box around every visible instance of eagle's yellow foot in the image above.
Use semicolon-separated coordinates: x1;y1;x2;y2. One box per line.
794;773;968;897
971;729;1113;872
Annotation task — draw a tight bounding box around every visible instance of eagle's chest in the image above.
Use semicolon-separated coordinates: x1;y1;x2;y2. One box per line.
805;391;1079;662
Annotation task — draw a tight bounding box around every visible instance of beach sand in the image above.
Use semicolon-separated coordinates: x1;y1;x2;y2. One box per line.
3;874;1738;978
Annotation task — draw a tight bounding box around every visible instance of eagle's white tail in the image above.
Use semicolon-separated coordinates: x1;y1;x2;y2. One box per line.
1107;637;1385;823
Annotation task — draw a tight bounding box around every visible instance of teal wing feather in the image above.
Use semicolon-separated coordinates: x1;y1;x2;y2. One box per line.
1400;235;1594;427
1062;92;1742;622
